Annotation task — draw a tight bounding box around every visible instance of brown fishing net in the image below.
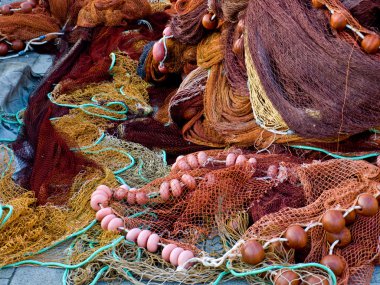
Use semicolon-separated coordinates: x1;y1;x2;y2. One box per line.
143;0;379;153
245;0;380;139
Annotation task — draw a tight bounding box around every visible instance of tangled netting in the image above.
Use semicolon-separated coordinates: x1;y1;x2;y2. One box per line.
0;0;379;284
244;0;380;138
139;0;380;153
2;147;380;285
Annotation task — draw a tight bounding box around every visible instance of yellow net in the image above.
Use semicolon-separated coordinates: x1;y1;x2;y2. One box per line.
50;52;152;119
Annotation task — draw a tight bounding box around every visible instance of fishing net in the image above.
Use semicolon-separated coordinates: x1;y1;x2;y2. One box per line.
5;149;373;284
76;0;152;28
51;52;152;117
1;0;379;285
0;117;169;264
117;117;207;159
0;11;61;41
244;0;380;139
140;1;375;152
12;10;169;200
170;0;209;45
167;64;323;149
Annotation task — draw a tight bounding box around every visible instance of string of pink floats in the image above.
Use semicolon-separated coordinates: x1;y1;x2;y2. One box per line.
90;151;259;270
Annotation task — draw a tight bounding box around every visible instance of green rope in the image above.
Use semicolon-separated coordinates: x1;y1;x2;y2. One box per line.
290;145;379;160
138;158;151;183
89;266;110;285
0;205;13;228
225;261;337;285
109;52;117;72
62;268;70;285
70;131;106;152
0;113;19;124
83;148;135;175
161;150;167;167
0;108;25;126
115;175;128;186
1;236;124;270
135;247;142;262
47;93;128;121
212;271;230;285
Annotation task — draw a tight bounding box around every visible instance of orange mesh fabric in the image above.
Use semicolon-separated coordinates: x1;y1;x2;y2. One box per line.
77;0;152;27
0;10;60;41
95;150;380;284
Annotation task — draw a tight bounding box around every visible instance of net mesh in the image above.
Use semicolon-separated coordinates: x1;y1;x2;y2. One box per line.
2;150;375;284
0;0;379;285
244;0;380;138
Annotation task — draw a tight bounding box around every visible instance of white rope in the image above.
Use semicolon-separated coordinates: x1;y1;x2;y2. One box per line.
159;35;174;68
304;222;323;232
263;238;288;249
329;240;340;255
137;20;153;32
0;32;63;60
343;206;361;218
178;239;245;270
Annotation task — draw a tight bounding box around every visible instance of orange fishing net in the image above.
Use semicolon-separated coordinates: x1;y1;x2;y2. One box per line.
81;149;380;284
0;10;60;41
77;0;152;27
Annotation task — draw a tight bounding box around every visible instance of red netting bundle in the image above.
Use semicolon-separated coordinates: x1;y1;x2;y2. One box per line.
59;13;170;94
117;117;207;160
12;31;93;203
170;0;209;45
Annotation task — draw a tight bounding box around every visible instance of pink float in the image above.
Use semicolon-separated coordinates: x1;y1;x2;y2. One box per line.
96;207;113;221
170;179;182;197
126;228;142;242
147;233;160;253
160;182;171;201
107;218;124;232
137;230;152;248
162;244;177;262
100;214;116;230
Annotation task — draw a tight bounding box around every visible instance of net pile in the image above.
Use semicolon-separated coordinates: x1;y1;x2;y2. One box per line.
51;52;153;117
80;150;379;285
0;0;379;284
244;0;380;138
139;0;380;153
3;149;377;284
